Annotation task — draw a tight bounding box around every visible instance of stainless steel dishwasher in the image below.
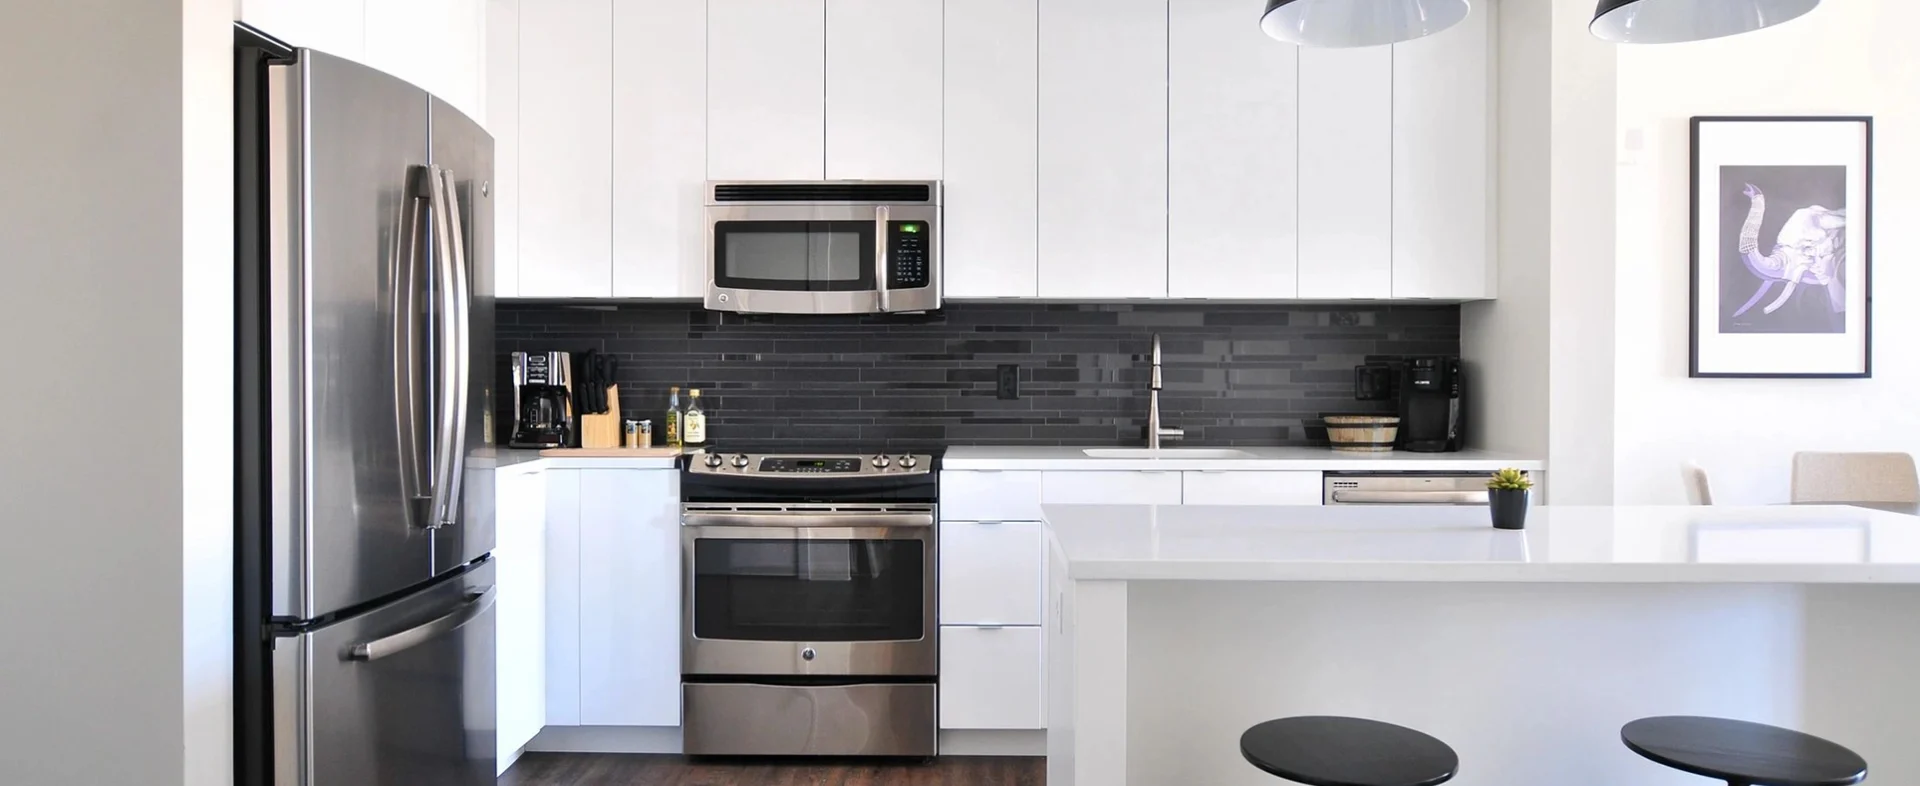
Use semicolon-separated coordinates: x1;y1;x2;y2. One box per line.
1322;472;1494;505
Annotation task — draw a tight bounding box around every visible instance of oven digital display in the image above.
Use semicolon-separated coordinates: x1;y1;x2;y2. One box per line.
759;457;861;474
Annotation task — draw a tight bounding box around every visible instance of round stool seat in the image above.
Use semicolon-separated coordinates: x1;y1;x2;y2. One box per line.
1621;716;1867;786
1240;716;1459;786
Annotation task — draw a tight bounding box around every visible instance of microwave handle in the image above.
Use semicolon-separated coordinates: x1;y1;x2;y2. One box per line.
874;205;891;312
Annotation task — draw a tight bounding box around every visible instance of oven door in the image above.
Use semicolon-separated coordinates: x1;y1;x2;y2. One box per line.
682;506;937;677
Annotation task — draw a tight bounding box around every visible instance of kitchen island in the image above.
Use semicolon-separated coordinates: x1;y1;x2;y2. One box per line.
1044;504;1920;786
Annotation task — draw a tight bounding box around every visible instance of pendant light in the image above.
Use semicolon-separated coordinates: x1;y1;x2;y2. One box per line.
1260;0;1472;48
1591;0;1820;44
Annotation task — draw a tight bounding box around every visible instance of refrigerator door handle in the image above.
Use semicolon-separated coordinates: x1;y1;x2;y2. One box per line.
425;164;465;529
393;166;434;529
346;586;496;662
436;167;473;528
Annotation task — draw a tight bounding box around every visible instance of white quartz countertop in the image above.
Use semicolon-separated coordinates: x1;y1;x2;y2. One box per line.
1044;504;1920;583
944;445;1542;471
478;452;679;471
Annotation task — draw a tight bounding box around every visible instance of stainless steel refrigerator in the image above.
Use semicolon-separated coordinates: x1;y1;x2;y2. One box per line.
235;25;496;786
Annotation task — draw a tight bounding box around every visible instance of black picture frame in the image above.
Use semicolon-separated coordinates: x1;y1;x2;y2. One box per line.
1689;116;1873;379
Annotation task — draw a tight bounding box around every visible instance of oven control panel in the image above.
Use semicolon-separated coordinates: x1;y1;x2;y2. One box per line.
760;457;862;474
688;453;934;477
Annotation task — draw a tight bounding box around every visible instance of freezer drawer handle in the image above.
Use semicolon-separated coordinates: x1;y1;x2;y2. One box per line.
347;586;496;662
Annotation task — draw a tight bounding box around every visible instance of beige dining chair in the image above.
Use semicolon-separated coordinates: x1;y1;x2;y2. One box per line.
1680;462;1713;505
1790;452;1920;504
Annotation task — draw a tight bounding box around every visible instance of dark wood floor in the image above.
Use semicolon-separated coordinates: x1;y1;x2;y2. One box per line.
499;754;1045;786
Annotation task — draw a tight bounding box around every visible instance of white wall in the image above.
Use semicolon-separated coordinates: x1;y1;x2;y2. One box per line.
1464;0;1616;503
0;0;233;783
1612;0;1920;504
1544;0;1617;504
1462;0;1550;461
183;0;237;782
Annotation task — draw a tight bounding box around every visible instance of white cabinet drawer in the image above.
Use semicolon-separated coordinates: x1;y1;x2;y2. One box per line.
940;520;1045;626
1042;471;1183;506
939;625;1044;730
941;471;1043;521
1182;471;1322;506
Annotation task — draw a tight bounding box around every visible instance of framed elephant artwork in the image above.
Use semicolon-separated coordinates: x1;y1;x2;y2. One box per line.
1691;116;1873;378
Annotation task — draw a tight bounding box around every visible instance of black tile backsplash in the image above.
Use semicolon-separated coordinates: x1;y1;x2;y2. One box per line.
496;303;1460;452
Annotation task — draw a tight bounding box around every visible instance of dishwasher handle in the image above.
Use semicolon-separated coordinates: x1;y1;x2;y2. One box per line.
1329;490;1490;506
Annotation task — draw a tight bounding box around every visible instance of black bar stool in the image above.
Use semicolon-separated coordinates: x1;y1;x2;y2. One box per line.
1622;716;1867;786
1240;716;1459;786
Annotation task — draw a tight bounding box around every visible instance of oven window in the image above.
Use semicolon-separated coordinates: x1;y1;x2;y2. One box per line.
713;221;876;292
692;538;924;642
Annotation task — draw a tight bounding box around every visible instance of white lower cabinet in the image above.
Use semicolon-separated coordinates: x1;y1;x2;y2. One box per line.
939;626;1045;730
1181;470;1322;505
934;466;1325;732
542;469;583;726
941;520;1046;626
496;466;547;771
941;471;1044;521
541;466;682;730
1042;470;1183;505
576;469;682;726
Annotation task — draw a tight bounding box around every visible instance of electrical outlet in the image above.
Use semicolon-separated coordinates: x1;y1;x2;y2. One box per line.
996;364;1020;400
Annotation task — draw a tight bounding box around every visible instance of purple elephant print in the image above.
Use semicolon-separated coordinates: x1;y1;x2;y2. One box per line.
1734;182;1848;317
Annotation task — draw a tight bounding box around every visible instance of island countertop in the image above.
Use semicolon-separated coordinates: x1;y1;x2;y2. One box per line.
1044;504;1920;583
945;445;1542;471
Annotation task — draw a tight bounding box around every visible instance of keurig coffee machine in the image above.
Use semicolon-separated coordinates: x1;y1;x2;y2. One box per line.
509;351;574;449
1396;356;1464;453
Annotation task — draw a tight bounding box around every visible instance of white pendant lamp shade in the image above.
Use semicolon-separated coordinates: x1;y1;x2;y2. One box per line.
1590;0;1820;44
1260;0;1472;48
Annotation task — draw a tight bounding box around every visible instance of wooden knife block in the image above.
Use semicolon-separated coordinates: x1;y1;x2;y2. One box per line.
576;385;624;449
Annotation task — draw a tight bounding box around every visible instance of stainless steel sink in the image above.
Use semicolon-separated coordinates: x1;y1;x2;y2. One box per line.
1081;448;1258;459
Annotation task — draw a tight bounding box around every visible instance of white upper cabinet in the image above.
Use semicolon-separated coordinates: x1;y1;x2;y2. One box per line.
612;0;709;298
1393;7;1494;299
709;0;828;181
826;0;943;180
1168;0;1299;299
1037;0;1168;299
240;0;366;60
518;0;614;297
1297;46;1392;299
484;0;520;297
943;0;1039;299
365;0;485;120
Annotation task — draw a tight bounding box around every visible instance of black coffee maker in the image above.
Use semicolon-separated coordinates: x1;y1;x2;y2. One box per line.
1396;356;1464;453
509;351;573;449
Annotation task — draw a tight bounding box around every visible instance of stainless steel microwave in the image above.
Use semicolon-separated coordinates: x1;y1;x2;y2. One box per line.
705;181;941;315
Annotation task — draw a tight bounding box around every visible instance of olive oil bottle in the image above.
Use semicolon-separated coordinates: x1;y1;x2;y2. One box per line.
664;386;683;448
683;389;707;447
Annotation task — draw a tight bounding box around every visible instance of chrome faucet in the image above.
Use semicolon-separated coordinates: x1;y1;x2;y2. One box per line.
1147;334;1184;449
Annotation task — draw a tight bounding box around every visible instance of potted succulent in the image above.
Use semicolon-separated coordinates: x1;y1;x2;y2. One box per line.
1486;469;1533;530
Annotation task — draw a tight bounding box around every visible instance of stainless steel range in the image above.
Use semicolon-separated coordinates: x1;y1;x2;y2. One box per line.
680;450;940;757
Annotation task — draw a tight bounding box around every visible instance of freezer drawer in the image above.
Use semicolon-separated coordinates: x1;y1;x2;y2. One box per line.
682;682;937;757
274;559;496;786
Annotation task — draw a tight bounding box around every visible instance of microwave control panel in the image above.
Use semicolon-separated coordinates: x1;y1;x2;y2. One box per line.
887;221;932;289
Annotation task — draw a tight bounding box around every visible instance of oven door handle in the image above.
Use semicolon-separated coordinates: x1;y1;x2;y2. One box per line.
687;525;930;541
682;512;935;530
